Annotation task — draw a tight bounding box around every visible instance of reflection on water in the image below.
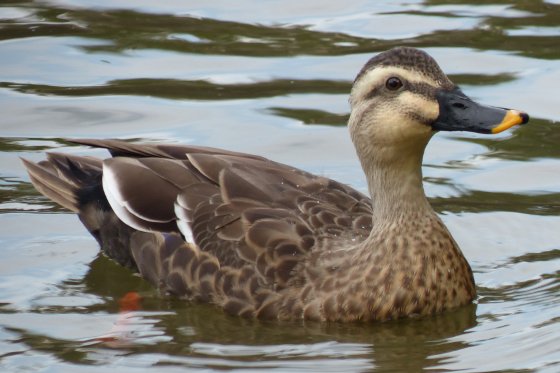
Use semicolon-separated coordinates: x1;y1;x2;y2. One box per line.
1;0;559;372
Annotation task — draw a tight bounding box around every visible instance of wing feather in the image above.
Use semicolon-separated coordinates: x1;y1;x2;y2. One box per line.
62;139;373;296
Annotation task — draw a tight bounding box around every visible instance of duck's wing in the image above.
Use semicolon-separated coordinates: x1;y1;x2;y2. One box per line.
68;138;266;160
70;139;373;290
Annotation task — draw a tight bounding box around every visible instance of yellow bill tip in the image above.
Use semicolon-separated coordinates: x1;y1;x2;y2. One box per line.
491;109;530;134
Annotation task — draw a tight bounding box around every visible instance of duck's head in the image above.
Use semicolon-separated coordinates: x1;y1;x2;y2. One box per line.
348;47;529;161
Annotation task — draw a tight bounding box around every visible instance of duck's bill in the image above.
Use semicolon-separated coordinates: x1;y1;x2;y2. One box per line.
432;88;529;134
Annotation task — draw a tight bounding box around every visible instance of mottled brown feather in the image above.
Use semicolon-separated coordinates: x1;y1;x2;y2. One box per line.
24;139;379;317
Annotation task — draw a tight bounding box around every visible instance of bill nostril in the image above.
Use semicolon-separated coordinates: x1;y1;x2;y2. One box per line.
452;102;467;110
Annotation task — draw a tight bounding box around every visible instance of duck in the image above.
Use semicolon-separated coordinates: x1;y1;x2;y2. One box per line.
22;47;529;322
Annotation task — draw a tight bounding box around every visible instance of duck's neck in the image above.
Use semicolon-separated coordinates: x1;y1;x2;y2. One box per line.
359;140;433;224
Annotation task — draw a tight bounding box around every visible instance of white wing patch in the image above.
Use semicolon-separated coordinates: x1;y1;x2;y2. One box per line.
102;160;152;232
174;194;195;244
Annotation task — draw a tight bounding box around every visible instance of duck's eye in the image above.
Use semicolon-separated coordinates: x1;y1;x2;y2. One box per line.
385;77;403;91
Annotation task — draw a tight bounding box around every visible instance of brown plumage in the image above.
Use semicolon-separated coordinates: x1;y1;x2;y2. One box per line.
22;47;529;322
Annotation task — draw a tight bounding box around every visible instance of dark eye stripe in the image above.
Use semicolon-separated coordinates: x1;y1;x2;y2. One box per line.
407;110;434;126
407;82;440;99
364;85;383;100
364;80;440;101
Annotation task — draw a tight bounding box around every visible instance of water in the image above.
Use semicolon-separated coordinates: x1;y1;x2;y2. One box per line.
1;0;559;372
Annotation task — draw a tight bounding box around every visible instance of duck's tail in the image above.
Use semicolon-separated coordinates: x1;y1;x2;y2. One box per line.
21;154;139;269
21;153;103;213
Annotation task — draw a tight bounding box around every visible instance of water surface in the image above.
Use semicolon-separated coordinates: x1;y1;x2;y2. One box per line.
1;1;559;372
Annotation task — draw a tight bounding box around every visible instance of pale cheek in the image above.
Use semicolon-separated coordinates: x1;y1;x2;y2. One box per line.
349;93;435;147
398;92;439;121
364;106;432;144
380;118;431;145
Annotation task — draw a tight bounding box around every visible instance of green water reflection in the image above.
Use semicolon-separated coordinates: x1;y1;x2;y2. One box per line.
1;1;560;59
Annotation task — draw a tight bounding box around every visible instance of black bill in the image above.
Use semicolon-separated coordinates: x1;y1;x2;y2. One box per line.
432;88;529;134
